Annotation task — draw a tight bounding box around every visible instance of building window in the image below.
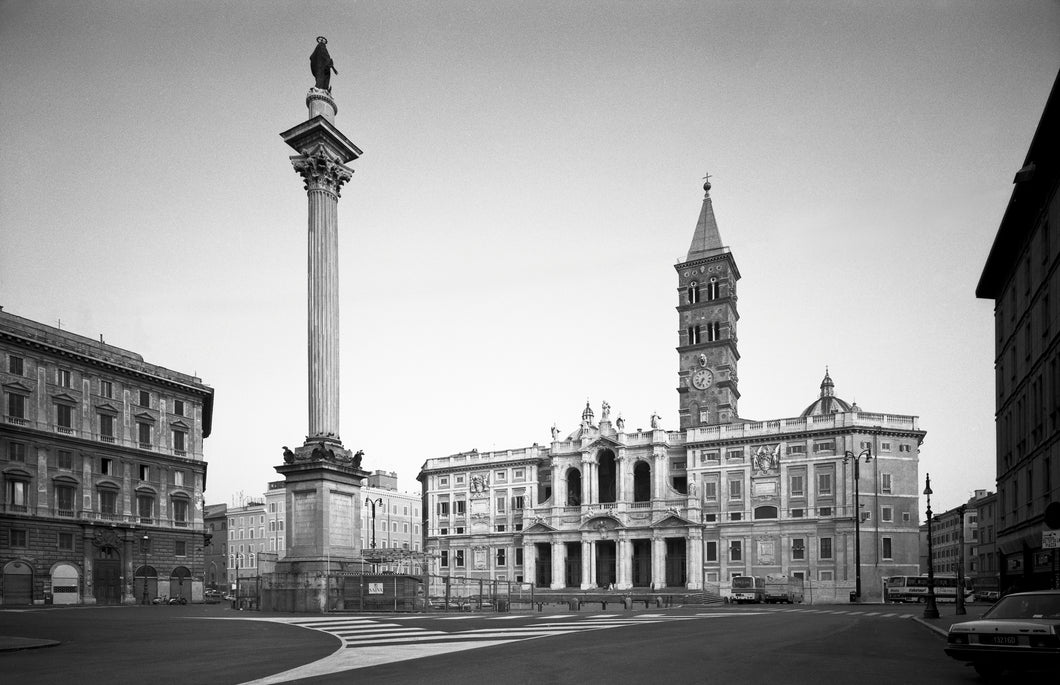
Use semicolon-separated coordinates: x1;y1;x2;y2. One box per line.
138;422;152;448
55;403;73;430
172;429;187;454
706;278;719;301
787;444;806;455
99;379;113;398
789;474;805;497
57;450;72;469
754;505;778;519
706;541;718;562
880;441;891;451
455;550;465;567
729;541;742;561
881;473;892;493
703;513;717;522
99;414;115;441
139;390;150;407
820;537;833;559
687;281;699;304
440;550;449;568
438;476;449;488
706;322;721;341
728;478;742;500
7;392;26;420
819;570;834;581
790;508;804;518
7;479;29;512
8;441;26;462
515;548;524;566
903;511;911;522
137;494;154;524
101;457;115;476
440;528;448;536
55;484;75;516
496;496;506;513
818;506;832;517
58;532;74;550
455;500;465;515
173;399;184;416
438;501;450;516
882;537;893;560
496;549;506;567
882;506;893;523
514;469;525;481
791;538;805;560
898;444;911;453
57;369;72;388
703;481;717;500
174;470;184;487
730;512;743;521
99;489;118;515
176;540;187;556
813;440;835;453
8;355;24;375
139;464;149;481
512;495;525;510
173;499;189;527
10;529;28;547
688;325;701;345
817;472;833;496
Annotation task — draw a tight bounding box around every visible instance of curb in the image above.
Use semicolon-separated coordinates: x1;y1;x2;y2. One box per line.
0;637;61;652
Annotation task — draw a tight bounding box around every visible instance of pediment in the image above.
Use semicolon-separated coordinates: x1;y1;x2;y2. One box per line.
2;380;32;393
580;513;623;531
95;402;120;415
52;392;78;405
586;436;622;451
652;512;695;528
522;521;558;534
133;411;156;422
170;419;190;430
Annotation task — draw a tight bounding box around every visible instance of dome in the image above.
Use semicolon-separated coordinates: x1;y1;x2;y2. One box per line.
800;368;854;417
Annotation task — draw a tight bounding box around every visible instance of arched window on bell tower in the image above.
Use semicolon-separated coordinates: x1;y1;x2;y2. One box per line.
688;325;701;345
687;281;699;304
706;322;720;342
706;278;718;301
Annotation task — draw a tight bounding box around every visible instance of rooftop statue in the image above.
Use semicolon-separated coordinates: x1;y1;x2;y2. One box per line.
310;36;338;92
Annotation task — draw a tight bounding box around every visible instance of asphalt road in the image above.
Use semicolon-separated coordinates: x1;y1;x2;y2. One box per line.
0;603;1048;685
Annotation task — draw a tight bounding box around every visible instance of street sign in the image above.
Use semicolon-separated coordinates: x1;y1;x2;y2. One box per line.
1044;530;1060;549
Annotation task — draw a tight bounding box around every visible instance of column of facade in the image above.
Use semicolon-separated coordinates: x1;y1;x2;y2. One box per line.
581;453;595;505
687;529;703;589
550;541;564;589
651;535;666;589
581;538;593;589
524;541;535;586
616;449;628;503
652;448;666;503
554;465;566;508
617;534;631;589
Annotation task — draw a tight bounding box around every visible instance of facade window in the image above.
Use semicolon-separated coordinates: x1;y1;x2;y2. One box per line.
787;444;806;455
57;450;72;469
139;390;150;407
706;540;718;561
729;540;742;561
898;444;912;453
173;399;184;416
100;379;113;398
688;325;701;345
881;473;892;493
496;496;506;513
55;484;75;516
454;499;465;515
515;548;523;566
57;369;72;388
58;532;74;550
7;392;26;420
728;478;742;500
789;474;805;497
882;506;893;523
138;422;152;448
137;494;154;523
101;457;115;475
173;499;189;526
687;281;699;304
512;495;525;510
703;513;717;522
438;476;449;488
706;321;721;341
703;481;717;500
706;278;719;301
903;511;911;522
176;540;187;556
880;442;891;451
7;479;28;512
174;470;184;487
882;537;893;560
99;413;115;441
139;464;149;481
818;506;832;516
172;429;187;454
9;355;24;375
438;501;450;516
55;403;73;429
819;570;834;581
813;440;835;453
817;472;833;496
820;537;833;559
8;441;26;462
791;538;805;560
790;508;804;518
10;529;28;547
496;548;506;567
730;512;743;521
440;550;449;568
455;550;465;567
100;489;118;515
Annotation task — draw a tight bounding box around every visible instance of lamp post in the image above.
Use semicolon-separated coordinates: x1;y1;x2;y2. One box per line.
955;504;967;616
923;474;940;619
365;497;383;549
141;534;149;605
843;448;872;601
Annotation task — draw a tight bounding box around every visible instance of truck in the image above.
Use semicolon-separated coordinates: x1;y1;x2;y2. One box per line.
763;574;804;604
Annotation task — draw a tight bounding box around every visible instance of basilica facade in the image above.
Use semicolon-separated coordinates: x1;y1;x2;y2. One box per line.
418;183;925;602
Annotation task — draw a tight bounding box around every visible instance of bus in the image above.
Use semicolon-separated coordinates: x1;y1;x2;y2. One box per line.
730;575;765;604
884;575;974;603
763;574;805;604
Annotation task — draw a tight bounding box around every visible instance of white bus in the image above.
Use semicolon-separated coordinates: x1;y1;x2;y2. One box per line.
884;575;974;603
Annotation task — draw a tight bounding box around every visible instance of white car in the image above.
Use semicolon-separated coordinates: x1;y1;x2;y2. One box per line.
945;590;1060;680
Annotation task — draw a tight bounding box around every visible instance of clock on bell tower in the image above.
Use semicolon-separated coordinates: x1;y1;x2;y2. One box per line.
675;178;740;429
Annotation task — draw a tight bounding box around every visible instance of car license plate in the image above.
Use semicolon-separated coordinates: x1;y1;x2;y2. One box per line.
982;635;1018;645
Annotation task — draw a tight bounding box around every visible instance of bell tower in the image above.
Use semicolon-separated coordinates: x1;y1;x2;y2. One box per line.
675;178;740;429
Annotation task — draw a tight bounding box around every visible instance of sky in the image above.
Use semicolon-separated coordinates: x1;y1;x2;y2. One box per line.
1;1;1058;514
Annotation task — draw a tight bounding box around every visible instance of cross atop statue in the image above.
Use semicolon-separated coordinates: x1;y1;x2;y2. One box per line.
310;36;338;92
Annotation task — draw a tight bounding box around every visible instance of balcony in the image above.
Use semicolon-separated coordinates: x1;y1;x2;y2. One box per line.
99;435;116;444
6;415;28;426
56;426;75;435
56;508;75;518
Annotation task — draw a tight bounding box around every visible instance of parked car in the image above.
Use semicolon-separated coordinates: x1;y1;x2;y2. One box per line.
204;589;222;598
945;590;1060;680
974;590;1000;603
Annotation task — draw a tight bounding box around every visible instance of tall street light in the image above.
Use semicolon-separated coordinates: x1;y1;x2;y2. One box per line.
365;497;383;549
843;448;872;601
141;534;149;605
955;503;967;616
923;474;940;619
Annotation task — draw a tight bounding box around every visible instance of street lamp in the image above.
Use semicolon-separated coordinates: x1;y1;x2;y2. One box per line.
365;497;383;549
923;474;940;619
141;534;149;605
843;448;872;601
955;504;967;616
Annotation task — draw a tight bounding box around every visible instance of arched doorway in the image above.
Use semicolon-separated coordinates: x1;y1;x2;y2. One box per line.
50;563;80;605
134;565;158;604
633;461;651;502
171;566;191;603
597;450;617;503
566;468;582;506
92;542;122;605
2;560;33;605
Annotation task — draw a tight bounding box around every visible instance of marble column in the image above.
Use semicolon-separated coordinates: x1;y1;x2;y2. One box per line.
581;538;593;589
550;542;564;589
617;535;631;589
652;536;666;589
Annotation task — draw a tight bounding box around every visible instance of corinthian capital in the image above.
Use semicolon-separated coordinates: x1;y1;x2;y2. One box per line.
291;143;353;196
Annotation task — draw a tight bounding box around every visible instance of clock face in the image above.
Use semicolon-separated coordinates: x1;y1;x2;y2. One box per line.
691;369;714;390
